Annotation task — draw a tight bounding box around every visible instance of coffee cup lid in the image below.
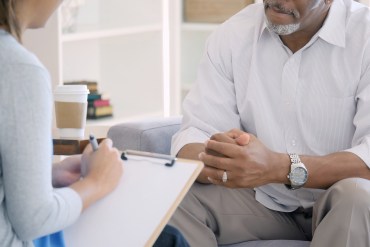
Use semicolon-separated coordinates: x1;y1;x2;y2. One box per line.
54;85;90;95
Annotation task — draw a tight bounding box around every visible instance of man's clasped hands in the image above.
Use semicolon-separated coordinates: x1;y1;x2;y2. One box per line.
200;129;289;189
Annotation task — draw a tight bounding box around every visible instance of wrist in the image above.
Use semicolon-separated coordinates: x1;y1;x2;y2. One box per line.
274;153;291;184
70;177;101;210
286;153;308;190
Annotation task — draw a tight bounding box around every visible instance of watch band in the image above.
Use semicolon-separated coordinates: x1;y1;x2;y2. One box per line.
286;153;308;190
289;153;300;164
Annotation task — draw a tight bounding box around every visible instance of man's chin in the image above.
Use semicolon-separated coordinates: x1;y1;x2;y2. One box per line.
265;19;300;35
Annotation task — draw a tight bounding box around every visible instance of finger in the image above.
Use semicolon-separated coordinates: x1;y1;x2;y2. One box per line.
204;140;242;158
235;133;250;146
203;165;224;180
210;132;236;144
199;152;232;170
82;142;93;154
203;166;227;181
225;128;246;139
205;146;225;157
206;170;236;188
207;176;223;185
113;148;124;163
208;177;237;188
99;138;113;149
68;154;82;165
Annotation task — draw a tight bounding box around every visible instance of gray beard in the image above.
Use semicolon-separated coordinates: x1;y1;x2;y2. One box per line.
266;19;300;35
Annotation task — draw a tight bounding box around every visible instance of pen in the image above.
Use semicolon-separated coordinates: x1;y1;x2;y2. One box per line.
89;134;99;152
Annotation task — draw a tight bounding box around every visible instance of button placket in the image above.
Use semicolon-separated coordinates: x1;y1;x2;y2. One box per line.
281;53;301;152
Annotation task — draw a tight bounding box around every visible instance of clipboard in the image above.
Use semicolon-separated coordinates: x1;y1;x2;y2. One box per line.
63;150;203;247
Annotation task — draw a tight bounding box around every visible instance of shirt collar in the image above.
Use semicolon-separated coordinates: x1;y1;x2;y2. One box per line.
258;16;268;41
258;0;347;48
318;0;347;48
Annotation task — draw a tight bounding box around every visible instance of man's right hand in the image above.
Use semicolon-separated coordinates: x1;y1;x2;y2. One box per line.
224;128;251;146
176;129;251;184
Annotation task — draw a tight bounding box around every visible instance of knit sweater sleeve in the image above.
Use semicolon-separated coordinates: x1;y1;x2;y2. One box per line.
0;62;82;241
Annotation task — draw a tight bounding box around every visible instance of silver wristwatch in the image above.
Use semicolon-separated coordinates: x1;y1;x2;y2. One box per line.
286;153;308;190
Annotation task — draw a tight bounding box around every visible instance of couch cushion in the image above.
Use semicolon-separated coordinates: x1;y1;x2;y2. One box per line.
107;116;182;154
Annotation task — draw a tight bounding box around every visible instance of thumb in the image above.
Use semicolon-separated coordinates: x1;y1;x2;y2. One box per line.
235;133;250;146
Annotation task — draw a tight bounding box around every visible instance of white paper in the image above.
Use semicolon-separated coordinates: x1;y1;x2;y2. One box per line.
64;155;201;247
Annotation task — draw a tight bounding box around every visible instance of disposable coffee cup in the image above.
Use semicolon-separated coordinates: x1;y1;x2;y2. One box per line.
54;85;89;138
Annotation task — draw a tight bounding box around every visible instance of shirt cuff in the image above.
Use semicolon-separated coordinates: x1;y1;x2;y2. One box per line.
171;127;211;156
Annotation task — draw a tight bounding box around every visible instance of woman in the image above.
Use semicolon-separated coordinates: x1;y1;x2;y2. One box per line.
0;0;124;246
0;1;189;246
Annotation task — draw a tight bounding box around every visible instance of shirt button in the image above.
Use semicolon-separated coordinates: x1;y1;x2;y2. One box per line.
291;140;296;146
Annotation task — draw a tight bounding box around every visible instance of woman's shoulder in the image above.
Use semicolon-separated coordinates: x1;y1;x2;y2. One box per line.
0;30;50;90
0;31;51;101
0;30;46;72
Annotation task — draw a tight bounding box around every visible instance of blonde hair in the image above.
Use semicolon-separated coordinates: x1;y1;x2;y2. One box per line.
0;0;21;41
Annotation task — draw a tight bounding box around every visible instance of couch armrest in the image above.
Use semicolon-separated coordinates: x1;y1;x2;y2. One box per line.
107;116;182;155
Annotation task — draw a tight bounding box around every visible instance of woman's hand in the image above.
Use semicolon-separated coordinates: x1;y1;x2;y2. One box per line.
73;138;123;209
52;155;82;188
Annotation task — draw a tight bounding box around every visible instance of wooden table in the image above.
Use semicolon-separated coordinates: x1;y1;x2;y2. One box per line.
53;126;110;155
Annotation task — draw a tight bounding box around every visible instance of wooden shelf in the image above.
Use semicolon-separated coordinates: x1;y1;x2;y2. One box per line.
53;126;109;155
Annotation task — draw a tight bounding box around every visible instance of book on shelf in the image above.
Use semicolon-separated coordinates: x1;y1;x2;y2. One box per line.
87;92;113;119
63;80;114;119
88;98;111;107
87;92;111;101
87;105;113;119
64;80;99;94
87;93;102;101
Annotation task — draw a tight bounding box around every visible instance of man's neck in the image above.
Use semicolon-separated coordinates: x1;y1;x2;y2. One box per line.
280;32;316;53
279;11;330;53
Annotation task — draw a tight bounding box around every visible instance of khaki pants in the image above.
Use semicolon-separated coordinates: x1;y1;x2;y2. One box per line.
169;178;370;247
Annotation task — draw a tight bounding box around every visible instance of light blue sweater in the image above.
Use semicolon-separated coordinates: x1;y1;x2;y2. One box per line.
0;29;82;246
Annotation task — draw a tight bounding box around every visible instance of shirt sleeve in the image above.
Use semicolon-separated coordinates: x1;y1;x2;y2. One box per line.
171;27;242;156
0;64;82;241
345;48;370;168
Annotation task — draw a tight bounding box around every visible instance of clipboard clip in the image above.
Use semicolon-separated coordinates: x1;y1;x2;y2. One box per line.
121;149;177;167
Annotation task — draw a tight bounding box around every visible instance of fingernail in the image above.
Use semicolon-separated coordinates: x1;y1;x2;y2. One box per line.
198;152;204;159
207;177;213;183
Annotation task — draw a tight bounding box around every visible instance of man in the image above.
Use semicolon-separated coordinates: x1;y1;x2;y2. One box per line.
169;0;370;246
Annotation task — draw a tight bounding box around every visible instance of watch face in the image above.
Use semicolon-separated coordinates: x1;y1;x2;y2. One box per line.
291;167;308;185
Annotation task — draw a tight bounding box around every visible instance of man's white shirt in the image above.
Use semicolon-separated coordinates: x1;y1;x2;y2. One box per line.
172;0;370;211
